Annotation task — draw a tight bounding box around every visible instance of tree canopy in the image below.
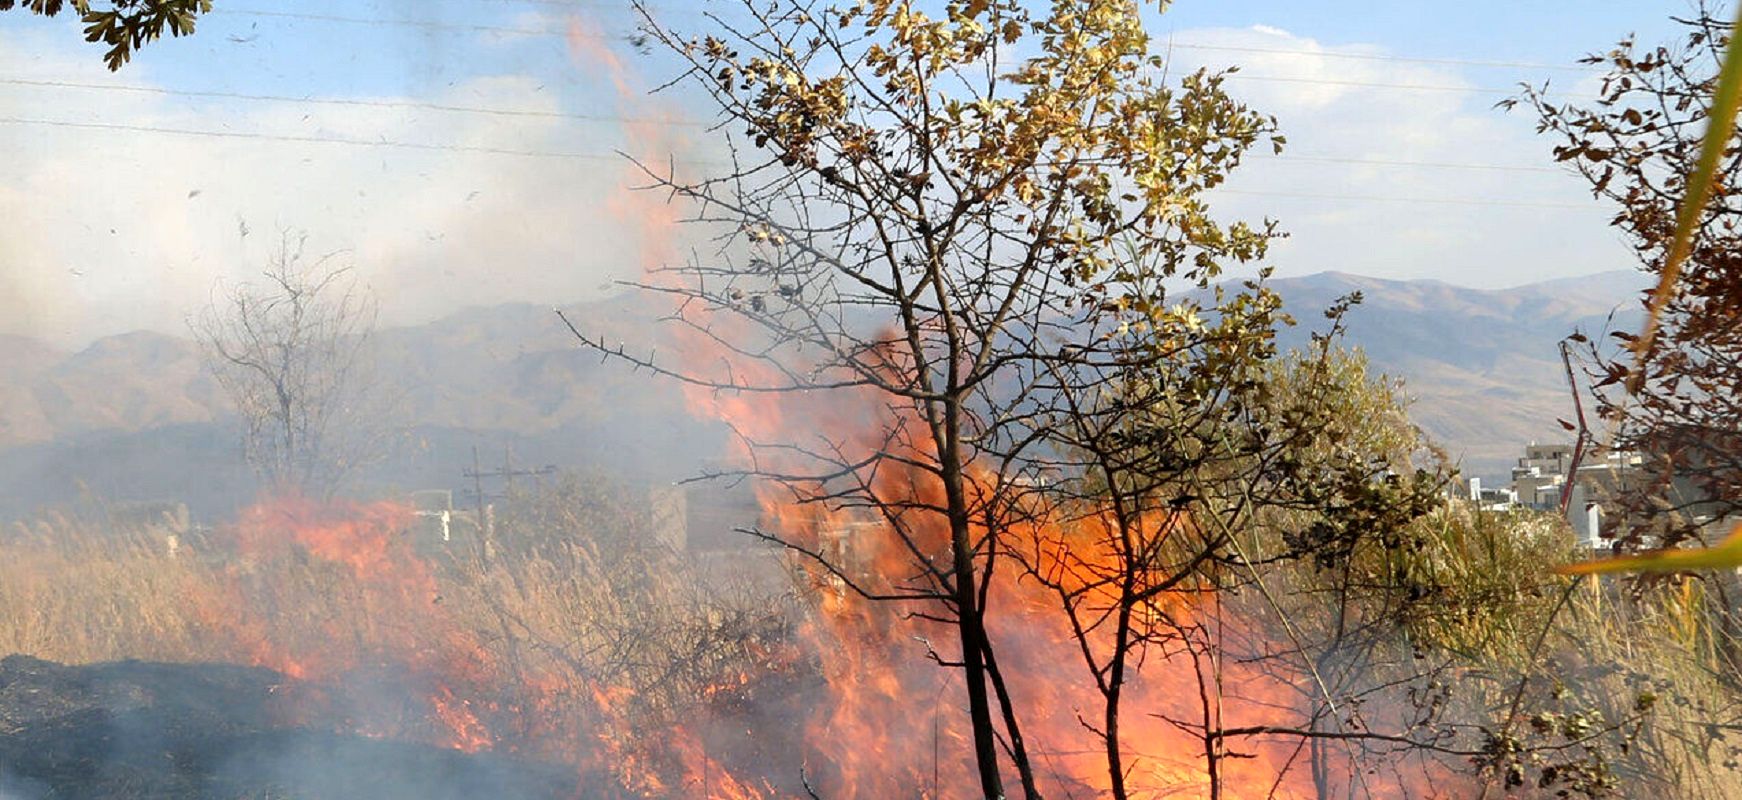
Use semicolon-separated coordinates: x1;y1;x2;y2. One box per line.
2;0;212;70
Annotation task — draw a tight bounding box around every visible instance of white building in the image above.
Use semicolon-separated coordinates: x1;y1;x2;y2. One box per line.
1493;442;1640;548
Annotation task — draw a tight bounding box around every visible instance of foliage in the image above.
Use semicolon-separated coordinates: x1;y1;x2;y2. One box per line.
1259;497;1742;799
0;0;212;70
1408;506;1742;799
1518;3;1742;556
589;1;1293;794
1632;1;1742;362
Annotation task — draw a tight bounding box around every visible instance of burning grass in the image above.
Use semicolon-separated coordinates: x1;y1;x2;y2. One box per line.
2;486;1741;798
0;489;803;796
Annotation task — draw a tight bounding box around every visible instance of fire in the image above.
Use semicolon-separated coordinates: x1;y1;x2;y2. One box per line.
194;494;502;754
676;378;1283;797
164;381;1462;797
549;12;1433;796
665;344;1477;797
153;13;1468;799
184;492;803;796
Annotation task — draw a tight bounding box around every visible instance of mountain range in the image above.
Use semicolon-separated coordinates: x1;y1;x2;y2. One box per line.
1265;269;1646;473
0;270;1647;520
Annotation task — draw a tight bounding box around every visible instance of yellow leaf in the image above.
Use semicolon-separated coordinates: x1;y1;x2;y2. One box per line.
1557;521;1742;575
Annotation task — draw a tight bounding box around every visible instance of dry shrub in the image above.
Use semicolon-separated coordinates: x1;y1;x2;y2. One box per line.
1396;506;1742;799
0;479;798;773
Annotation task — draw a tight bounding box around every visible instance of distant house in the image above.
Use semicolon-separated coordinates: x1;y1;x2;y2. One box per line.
1486;441;1642;548
1467;476;1519;512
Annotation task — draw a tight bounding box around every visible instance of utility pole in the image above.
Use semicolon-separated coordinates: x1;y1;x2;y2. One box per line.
462;450;556;491
471;445;489;562
461;448;557;560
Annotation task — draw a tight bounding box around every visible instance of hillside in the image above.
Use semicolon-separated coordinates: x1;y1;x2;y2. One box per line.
1264;270;1646;475
0;271;1647;518
0;296;720;518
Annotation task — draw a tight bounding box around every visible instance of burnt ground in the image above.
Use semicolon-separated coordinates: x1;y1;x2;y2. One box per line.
0;655;583;799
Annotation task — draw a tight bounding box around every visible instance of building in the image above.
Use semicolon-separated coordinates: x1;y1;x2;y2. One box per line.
1487;441;1642;548
1468;476;1519;511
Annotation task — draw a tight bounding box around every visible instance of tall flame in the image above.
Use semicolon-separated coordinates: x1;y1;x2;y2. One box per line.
557;13;1467;798
195;495;498;752
158;14;1471;799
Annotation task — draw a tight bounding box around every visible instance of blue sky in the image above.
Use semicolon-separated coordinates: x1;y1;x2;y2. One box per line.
63;1;1689;112
79;1;1687;90
1160;1;1681;63
0;1;1709;344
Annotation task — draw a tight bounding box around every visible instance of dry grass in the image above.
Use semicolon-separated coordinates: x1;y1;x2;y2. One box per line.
1226;501;1742;798
1398;506;1742;799
0;510;229;664
0;490;799;771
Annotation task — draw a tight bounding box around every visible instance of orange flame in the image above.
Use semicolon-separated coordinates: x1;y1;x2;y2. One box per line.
194;495;502;753
549;18;1467;787
103;15;1472;799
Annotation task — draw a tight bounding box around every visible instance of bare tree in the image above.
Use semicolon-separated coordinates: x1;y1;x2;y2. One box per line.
192;231;379;499
567;1;1290;795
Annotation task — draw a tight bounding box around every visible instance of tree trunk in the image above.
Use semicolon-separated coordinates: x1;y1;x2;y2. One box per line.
940;415;1005;799
951;513;1004;797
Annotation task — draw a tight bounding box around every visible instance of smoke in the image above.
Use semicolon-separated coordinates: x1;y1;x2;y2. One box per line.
0;773;48;800
0;20;695;348
0;655;574;800
2;14;1627;351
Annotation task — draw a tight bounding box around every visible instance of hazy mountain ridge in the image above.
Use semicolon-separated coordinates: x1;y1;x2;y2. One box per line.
0;271;1647;517
0;331;224;447
1266;269;1646;474
0;297;717;517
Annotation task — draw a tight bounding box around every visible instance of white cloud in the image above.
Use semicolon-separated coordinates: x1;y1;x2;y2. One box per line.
1168;26;1632;288
0;21;1637;347
0;25;683;347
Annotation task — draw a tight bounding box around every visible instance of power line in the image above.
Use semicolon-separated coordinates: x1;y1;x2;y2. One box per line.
459;0;633;8
213;8;569;37
0;84;1568;175
0;115;1598;210
0;76;702;126
1256;153;1561;174
211;7;1602;100
325;0;1607;85
1164;41;1601;74
0;75;1561;173
1223;73;1593;99
0;115;621;160
217;9;1589;100
1216;188;1594;210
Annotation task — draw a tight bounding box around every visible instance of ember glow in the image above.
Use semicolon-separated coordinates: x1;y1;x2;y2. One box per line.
671;352;1456;798
163;386;1459;797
